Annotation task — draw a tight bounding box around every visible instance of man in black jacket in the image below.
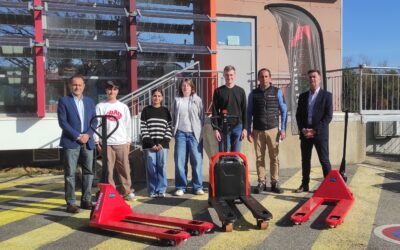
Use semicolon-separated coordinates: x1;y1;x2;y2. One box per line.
212;65;247;152
295;69;333;193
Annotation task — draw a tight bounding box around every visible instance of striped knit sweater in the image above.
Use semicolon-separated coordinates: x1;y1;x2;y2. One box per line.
140;105;172;149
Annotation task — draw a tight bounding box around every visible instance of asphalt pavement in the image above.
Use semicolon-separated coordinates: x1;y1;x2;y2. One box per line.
0;163;399;249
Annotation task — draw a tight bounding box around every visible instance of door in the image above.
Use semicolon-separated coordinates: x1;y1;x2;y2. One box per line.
216;17;256;98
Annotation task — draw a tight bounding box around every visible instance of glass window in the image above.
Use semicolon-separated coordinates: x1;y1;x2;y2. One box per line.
41;6;129;112
137;17;194;45
217;21;251;46
43;13;127;41
45;49;128;110
45;0;127;7
137;0;197;11
0;6;35;114
0;46;36;113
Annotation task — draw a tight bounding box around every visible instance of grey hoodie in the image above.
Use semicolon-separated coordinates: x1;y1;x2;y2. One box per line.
171;93;204;142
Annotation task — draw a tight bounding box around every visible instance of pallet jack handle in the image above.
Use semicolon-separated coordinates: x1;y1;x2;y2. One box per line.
339;110;349;182
90;115;119;183
210;109;239;152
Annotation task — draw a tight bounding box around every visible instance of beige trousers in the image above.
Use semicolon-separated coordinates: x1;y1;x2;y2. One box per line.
107;144;132;195
253;128;280;184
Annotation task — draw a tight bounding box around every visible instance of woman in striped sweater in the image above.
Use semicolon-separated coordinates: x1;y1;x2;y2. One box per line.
140;88;172;197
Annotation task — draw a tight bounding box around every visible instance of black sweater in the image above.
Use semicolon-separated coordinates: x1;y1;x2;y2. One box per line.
140;105;172;149
211;85;247;128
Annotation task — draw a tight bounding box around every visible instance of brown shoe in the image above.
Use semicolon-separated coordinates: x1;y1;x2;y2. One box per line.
66;204;80;213
81;201;94;210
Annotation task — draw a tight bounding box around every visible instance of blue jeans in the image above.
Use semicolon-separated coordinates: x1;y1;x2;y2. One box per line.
144;148;168;195
174;130;203;192
63;145;93;205
218;124;243;152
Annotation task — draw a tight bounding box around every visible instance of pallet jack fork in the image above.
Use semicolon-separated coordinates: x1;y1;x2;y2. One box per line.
90;184;214;246
290;169;354;228
291;111;355;228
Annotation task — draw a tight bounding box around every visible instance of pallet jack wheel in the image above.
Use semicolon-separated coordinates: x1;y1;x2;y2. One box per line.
329;224;336;229
222;223;233;232
257;220;269;230
186;229;200;236
160;239;177;246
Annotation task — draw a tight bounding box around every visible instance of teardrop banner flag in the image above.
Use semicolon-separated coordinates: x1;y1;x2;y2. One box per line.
265;4;327;134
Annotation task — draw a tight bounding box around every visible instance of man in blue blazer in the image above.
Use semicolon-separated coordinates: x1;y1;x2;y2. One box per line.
57;75;96;213
295;69;333;193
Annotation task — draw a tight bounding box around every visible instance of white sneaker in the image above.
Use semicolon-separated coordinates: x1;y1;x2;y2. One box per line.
158;193;166;198
124;192;136;201
149;193;157;198
174;190;184;196
195;189;205;195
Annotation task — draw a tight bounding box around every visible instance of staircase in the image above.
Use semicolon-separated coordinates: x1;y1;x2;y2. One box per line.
119;61;222;146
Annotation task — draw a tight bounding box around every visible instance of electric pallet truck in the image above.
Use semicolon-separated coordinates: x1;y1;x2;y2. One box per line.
209;110;273;232
88;115;213;246
290;111;355;228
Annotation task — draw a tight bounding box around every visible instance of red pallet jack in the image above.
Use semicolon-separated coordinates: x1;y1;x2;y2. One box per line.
89;116;214;246
291;111;355;228
90;183;214;246
209;110;272;232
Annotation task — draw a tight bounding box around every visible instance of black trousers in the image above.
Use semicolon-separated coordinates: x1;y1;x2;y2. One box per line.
300;137;332;185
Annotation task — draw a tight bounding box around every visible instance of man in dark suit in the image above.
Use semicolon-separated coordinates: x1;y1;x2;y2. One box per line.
57;75;96;213
295;69;333;193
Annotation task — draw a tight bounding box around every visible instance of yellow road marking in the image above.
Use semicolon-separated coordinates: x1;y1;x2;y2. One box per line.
0;182;64;203
0;175;62;190
0;194;147;249
0;195;65;226
0;185;93;227
311;165;384;250
0;210;90;249
202;168;320;250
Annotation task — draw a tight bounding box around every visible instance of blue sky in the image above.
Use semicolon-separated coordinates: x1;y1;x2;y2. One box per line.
343;1;400;67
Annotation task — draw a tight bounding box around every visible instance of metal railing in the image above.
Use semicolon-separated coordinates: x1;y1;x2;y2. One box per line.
326;65;400;115
123;65;400;145
120;61;223;145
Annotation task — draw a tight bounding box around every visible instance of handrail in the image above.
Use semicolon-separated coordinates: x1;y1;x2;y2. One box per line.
118;61;200;103
327;65;400;73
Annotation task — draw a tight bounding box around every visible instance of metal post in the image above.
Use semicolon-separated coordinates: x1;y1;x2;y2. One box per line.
148;89;152;105
359;64;364;113
339;110;348;182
